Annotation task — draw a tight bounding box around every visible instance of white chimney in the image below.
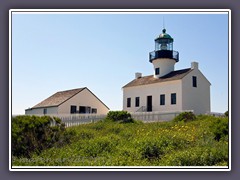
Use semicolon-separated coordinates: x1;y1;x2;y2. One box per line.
135;72;142;79
191;62;199;69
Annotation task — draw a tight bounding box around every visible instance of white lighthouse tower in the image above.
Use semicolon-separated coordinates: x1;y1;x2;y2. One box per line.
123;27;211;115
149;29;179;78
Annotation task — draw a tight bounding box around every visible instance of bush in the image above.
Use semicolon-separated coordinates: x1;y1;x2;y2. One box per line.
139;140;164;160
209;118;228;141
224;111;229;117
13;115;229;166
82;136;118;157
105;111;134;123
160;144;228;166
137;135;188;161
173;112;196;122
12;115;75;158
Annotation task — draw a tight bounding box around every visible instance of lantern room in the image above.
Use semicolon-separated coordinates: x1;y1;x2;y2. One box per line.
155;28;173;51
149;29;179;63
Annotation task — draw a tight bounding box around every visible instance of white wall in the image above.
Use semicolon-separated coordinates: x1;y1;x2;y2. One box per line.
58;88;109;115
25;106;58;115
152;58;176;78
123;80;182;112
182;69;211;114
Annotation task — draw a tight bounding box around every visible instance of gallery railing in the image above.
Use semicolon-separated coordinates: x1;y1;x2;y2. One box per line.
149;50;179;62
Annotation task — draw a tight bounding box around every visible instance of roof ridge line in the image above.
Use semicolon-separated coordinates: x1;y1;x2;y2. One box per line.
122;68;192;88
57;87;86;93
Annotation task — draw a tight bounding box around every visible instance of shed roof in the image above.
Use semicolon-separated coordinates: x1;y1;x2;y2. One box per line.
122;68;192;88
32;88;85;108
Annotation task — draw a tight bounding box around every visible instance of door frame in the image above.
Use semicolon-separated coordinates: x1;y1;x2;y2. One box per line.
147;95;152;112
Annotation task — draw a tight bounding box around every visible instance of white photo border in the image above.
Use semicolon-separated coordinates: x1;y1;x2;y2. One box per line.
9;9;231;171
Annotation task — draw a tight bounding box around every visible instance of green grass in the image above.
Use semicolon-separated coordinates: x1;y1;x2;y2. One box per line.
12;115;229;166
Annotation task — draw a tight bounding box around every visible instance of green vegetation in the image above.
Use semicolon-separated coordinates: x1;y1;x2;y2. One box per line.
173;111;196;122
12;113;229;166
104;110;135;123
12;115;75;158
224;110;229;117
209;117;228;141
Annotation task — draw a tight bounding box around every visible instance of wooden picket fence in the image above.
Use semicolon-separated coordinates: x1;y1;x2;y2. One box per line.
50;114;107;127
131;110;194;123
14;110;197;127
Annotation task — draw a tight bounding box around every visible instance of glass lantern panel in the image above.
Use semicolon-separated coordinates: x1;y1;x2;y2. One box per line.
155;42;173;51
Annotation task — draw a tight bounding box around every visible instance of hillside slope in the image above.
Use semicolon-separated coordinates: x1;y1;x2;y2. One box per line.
13;115;229;166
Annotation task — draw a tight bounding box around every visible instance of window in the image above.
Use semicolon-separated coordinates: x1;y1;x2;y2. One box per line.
192;76;197;87
92;108;97;114
127;98;131;108
171;93;176;105
160;94;165;105
135;97;140;107
70;106;77;114
86;106;91;114
43;108;47;115
155;68;160;75
79;106;86;114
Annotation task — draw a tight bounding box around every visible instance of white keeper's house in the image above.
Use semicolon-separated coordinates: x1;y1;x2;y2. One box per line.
122;29;211;115
25;87;109;115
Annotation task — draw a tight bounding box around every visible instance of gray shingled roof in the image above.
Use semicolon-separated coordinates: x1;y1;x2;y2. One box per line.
33;88;85;108
123;68;192;88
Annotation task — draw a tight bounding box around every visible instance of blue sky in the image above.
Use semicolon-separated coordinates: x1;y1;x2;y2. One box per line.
12;11;229;114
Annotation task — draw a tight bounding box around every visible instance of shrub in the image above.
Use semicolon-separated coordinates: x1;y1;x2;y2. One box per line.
224;111;229;117
137;136;186;161
160;144;228;166
173;112;196;122
12;115;75;158
78;130;95;139
91;121;105;131
209;118;228;141
140;141;163;160
108;126;123;134
82;136;118;157
105;111;134;123
13;115;229;166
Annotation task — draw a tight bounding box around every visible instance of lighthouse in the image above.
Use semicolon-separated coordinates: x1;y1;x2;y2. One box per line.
149;29;179;78
122;27;211;115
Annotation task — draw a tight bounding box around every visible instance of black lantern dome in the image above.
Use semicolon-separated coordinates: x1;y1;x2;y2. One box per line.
157;29;173;39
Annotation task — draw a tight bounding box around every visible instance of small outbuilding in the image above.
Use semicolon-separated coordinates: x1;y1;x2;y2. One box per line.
25;87;109;115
